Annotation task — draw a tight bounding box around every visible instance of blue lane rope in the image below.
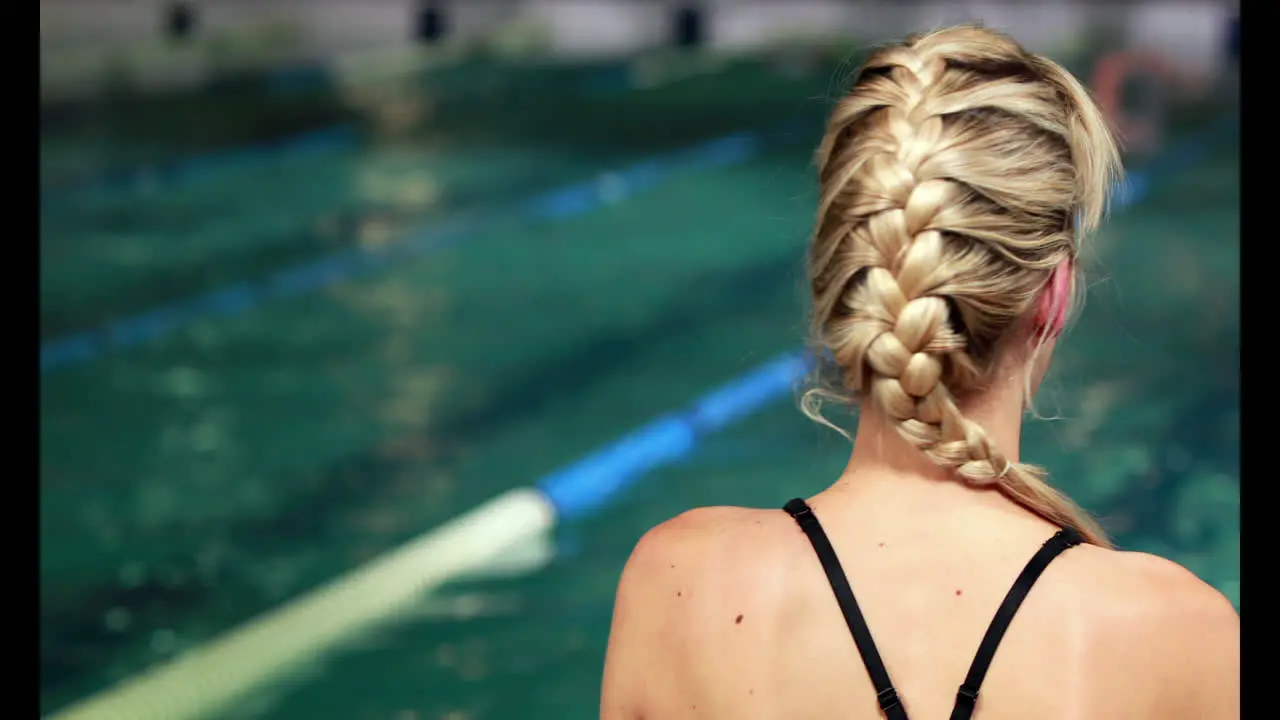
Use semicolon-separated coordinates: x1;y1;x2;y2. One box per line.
40;130;770;374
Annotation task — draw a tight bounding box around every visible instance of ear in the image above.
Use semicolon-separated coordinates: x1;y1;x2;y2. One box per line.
1033;259;1073;339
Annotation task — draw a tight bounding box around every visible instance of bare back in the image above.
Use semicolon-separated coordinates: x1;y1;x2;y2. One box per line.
601;492;1239;719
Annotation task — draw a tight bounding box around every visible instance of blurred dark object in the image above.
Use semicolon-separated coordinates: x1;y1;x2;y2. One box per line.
415;2;447;43
164;1;196;41
674;4;704;48
1226;13;1239;64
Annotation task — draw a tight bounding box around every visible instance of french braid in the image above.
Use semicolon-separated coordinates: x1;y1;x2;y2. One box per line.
806;26;1121;546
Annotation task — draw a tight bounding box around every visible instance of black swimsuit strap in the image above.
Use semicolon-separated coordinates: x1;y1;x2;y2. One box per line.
948;525;1084;720
784;498;908;719
783;498;1084;720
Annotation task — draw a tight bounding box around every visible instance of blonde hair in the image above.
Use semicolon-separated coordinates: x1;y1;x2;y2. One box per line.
804;25;1121;547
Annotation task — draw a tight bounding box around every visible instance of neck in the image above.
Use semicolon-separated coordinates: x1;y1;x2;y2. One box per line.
840;374;1027;495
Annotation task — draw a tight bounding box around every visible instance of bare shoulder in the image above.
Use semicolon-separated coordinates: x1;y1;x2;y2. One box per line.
601;506;791;718
630;504;786;553
609;503;799;633
616;505;792;596
1114;550;1236;606
1117;549;1238;653
1060;545;1239;715
1078;547;1238;626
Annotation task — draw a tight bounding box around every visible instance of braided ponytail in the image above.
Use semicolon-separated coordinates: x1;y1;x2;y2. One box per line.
805;26;1121;547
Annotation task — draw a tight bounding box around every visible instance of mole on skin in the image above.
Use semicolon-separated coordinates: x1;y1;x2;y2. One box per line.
735;614;744;624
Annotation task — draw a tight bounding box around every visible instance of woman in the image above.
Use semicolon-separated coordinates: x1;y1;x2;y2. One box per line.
600;25;1239;720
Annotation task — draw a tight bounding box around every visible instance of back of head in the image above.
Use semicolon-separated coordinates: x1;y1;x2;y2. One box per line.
805;25;1122;546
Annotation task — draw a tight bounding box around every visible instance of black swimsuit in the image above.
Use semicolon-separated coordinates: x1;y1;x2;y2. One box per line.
783;498;1084;720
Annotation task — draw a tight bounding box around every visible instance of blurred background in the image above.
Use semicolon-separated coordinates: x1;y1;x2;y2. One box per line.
40;1;1239;718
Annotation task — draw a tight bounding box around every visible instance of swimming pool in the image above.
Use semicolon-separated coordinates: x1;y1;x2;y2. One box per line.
40;50;1239;719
